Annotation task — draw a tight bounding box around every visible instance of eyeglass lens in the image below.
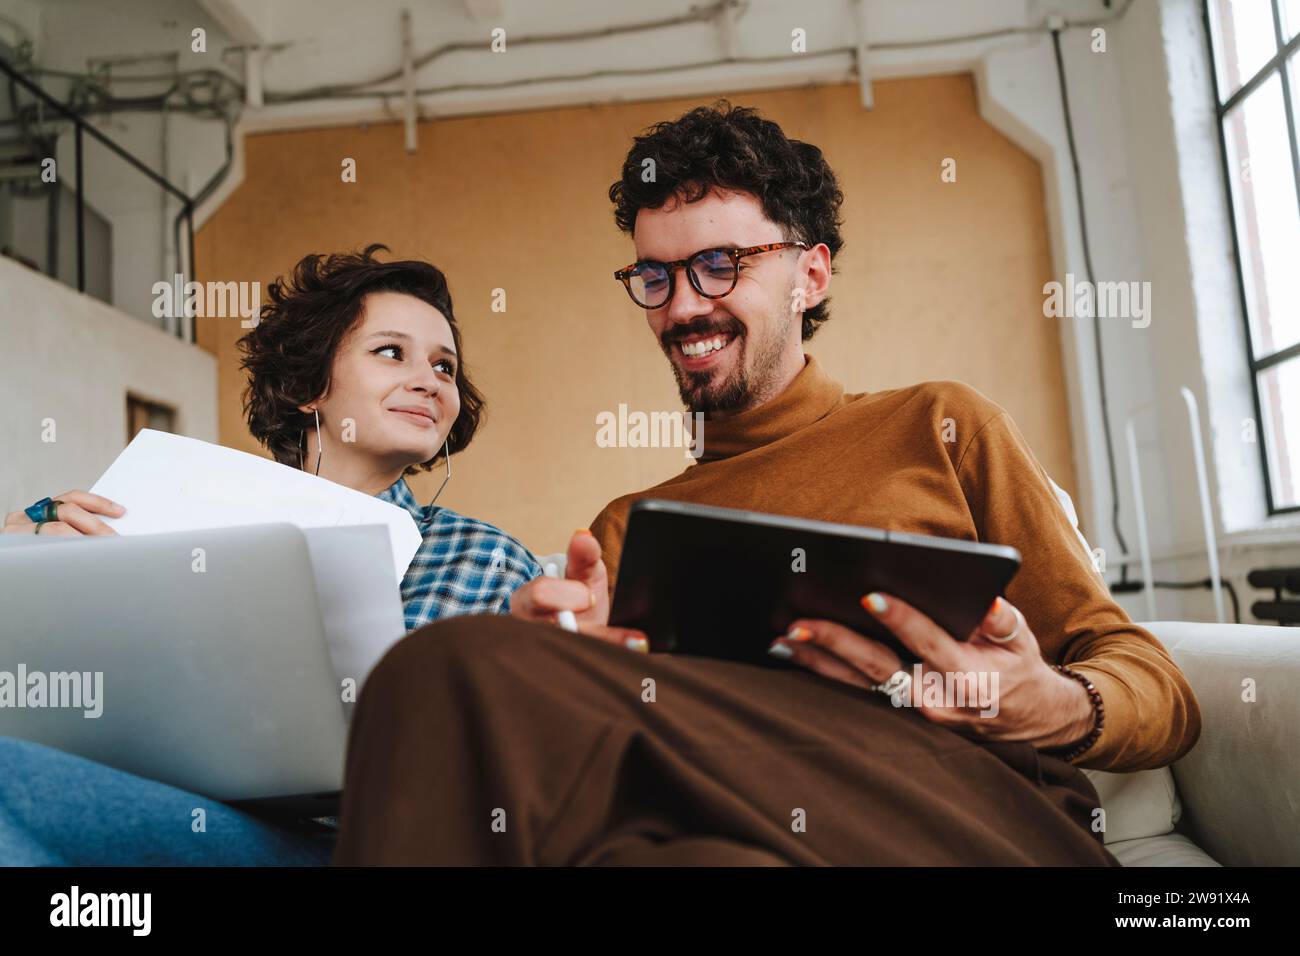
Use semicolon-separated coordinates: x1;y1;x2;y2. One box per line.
627;249;736;307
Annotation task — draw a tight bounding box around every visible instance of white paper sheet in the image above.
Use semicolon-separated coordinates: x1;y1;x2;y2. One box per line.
90;429;422;584
302;525;408;717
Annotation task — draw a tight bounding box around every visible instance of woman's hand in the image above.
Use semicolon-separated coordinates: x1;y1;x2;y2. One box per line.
2;491;124;537
510;528;649;653
770;593;1095;750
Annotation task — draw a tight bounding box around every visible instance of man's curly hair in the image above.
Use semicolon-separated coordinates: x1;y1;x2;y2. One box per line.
609;100;845;340
238;243;484;474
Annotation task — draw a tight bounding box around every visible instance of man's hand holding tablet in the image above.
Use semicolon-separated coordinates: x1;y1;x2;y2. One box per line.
509;528;650;653
773;592;1099;752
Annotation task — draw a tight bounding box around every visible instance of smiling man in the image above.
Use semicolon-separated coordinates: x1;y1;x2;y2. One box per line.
616;208;815;415
334;102;1201;866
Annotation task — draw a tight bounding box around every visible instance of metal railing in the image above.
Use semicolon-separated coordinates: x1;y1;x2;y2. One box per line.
0;55;197;342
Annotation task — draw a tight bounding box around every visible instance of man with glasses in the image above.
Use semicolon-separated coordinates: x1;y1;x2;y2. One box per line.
334;102;1200;866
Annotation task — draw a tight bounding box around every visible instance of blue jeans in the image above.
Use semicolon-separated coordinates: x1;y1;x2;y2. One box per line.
0;737;335;866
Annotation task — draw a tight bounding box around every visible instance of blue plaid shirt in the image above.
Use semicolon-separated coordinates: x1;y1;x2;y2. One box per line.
377;477;542;631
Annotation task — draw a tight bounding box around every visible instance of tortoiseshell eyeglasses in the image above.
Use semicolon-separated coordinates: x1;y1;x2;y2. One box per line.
613;241;808;309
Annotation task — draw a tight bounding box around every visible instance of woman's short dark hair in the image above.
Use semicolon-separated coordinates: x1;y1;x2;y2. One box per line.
238;243;485;474
609;100;845;341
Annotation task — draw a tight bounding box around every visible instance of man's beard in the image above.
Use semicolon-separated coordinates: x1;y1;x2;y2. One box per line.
664;296;795;414
672;342;749;413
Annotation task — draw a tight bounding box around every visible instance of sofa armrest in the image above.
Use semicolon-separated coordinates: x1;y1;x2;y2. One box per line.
1141;620;1300;866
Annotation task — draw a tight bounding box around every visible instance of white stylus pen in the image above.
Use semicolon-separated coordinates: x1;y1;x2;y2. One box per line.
543;562;579;632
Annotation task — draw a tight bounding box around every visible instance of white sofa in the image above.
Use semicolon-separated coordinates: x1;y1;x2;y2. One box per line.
1042;480;1298;864
1092;620;1300;866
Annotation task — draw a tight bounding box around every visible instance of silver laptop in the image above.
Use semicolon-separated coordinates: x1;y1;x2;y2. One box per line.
0;523;351;809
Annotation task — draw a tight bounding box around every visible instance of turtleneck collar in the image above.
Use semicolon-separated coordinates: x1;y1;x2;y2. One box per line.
693;354;845;462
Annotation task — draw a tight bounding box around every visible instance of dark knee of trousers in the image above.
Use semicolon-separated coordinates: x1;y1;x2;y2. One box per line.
359;614;563;704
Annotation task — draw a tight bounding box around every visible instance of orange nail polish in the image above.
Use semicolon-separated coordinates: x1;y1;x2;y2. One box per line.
786;625;811;642
862;593;888;615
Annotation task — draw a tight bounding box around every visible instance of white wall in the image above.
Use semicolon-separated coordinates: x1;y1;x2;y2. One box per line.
977;0;1300;622
0;256;218;511
1108;0;1300;621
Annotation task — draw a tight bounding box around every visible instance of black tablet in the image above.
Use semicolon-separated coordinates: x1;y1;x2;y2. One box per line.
608;499;1021;666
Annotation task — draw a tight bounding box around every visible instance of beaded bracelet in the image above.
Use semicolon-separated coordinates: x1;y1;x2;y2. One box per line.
1042;664;1105;762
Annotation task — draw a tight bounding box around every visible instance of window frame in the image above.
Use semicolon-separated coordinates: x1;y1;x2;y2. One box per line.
1204;0;1300;515
126;393;176;444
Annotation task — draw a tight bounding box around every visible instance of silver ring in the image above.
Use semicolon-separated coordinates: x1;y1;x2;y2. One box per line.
984;605;1024;644
871;669;912;706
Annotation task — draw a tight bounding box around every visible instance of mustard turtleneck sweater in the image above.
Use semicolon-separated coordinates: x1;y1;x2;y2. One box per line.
588;354;1201;773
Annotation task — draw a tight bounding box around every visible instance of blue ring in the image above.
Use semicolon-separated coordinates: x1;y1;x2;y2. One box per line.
24;496;52;523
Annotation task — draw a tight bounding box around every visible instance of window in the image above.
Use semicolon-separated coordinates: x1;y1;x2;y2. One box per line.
126;394;176;444
1207;0;1300;513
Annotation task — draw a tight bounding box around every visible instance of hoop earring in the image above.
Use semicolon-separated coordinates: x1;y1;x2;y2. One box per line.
299;407;323;477
428;440;452;506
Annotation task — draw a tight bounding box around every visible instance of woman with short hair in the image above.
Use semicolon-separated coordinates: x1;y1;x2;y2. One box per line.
0;244;541;865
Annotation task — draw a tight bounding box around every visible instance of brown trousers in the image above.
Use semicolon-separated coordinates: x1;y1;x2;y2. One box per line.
333;615;1119;866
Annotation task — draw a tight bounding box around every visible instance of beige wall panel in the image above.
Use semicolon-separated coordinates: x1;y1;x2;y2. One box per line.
197;76;1074;551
